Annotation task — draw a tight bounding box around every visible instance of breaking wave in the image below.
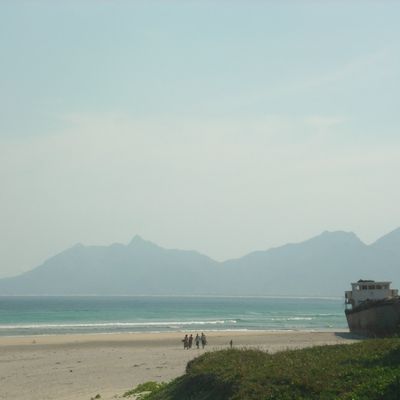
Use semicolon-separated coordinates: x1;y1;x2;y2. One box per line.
0;320;238;330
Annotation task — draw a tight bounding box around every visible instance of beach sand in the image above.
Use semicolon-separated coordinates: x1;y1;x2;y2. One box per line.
0;330;360;400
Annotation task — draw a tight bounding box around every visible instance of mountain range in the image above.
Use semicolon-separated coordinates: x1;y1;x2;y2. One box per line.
1;228;400;297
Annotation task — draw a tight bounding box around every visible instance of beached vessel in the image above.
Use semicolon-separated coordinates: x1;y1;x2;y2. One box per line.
345;280;400;337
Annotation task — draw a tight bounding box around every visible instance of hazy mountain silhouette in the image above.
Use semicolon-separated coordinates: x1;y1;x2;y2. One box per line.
0;236;220;295
1;230;399;296
221;231;398;296
370;227;400;257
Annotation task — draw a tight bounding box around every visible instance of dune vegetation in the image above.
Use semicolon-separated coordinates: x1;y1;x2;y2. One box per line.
128;338;400;400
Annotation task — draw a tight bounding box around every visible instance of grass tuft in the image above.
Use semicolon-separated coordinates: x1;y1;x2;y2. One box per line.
123;381;167;399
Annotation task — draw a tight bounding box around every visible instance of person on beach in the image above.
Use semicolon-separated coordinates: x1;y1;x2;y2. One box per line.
188;334;193;349
201;332;207;349
182;334;189;349
230;339;233;348
195;333;200;349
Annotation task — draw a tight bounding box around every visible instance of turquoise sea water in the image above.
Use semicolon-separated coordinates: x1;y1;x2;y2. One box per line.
0;296;348;336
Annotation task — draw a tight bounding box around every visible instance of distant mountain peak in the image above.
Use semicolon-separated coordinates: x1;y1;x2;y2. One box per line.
129;234;146;244
371;227;400;250
311;230;362;243
128;235;160;249
320;230;356;236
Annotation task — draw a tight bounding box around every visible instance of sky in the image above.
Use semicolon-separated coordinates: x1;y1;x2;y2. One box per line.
1;1;400;278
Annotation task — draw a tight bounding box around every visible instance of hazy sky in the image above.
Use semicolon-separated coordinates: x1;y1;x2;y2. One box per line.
1;1;400;278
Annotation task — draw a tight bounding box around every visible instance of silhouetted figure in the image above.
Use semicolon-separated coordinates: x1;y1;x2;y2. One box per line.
201;332;207;349
189;334;193;349
182;334;189;349
195;333;200;349
229;339;233;348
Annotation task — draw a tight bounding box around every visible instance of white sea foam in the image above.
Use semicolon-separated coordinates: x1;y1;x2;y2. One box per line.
0;320;237;330
287;317;313;321
267;317;314;321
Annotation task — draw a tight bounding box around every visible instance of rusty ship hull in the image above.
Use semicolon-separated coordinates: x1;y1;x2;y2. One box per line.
345;298;400;337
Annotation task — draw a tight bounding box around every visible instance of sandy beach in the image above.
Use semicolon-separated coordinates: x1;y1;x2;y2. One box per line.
0;330;360;400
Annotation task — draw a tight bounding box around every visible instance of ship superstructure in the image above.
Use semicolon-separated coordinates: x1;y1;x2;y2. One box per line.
345;280;400;336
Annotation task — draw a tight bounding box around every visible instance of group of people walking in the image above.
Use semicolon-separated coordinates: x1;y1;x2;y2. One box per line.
182;332;207;349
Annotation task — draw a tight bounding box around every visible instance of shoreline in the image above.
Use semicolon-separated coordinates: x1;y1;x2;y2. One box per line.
0;328;350;341
0;327;347;342
0;330;361;400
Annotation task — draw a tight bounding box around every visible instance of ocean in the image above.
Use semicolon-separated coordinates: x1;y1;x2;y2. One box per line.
0;296;347;337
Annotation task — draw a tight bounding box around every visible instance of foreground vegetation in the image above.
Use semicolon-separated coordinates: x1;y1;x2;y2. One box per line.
130;338;400;400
